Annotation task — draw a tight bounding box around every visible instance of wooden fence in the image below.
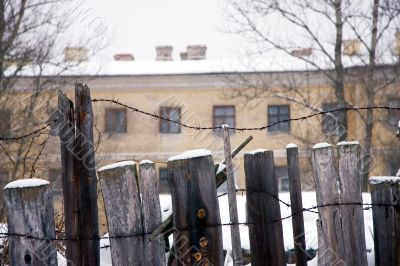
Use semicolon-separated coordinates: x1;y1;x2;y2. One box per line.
2;84;400;266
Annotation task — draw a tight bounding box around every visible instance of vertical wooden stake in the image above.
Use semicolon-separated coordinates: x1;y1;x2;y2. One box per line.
75;83;99;265
58;91;80;265
222;125;243;265
168;149;224;266
98;161;144;266
286;144;307;266
139;161;165;266
4;179;57;266
244;150;286;266
369;176;400;266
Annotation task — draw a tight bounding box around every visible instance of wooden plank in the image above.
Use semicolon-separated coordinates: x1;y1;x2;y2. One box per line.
286;145;307;266
168;151;224;265
58;90;80;265
222;126;243;265
370;177;400;266
139;161;165;266
4;179;57;265
74;83;99;265
98;161;144;266
244;150;285;266
337;142;367;266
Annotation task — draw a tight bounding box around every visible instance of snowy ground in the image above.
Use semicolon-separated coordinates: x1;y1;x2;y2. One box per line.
1;192;375;265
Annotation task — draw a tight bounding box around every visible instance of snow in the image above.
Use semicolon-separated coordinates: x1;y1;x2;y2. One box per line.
221;124;229;129
312;142;332;149
245;149;266;155
286;143;298;149
139;159;153;165
98;161;135;172
337;141;360;146
216;163;226;174
4;178;49;190
168;149;212;162
369;176;400;185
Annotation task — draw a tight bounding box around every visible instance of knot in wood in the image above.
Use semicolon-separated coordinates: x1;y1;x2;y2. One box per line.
197;208;206;219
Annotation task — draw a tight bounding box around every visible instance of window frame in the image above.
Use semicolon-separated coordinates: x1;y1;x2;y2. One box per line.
267;105;290;133
321;102;340;136
104;108;127;134
159;107;181;134
212;105;236;132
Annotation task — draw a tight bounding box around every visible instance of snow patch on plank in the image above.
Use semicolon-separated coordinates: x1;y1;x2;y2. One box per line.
369;176;400;185
4;178;49;190
98;161;135;172
286;143;298;149
168;149;211;162
337;141;359;146
139;160;153;165
312;142;332;149
245;149;266;155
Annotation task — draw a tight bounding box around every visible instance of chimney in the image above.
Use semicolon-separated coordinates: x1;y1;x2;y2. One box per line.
64;47;88;62
343;39;361;56
291;48;312;57
156;46;173;61
186;45;207;60
395;31;400;55
114;53;134;61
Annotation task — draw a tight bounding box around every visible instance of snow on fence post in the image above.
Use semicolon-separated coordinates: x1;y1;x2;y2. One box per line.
369;176;400;266
58;90;80;265
312;142;367;266
4;179;57;266
74;83;99;265
244;150;286;266
222;125;243;265
168;149;224;266
97;161;144;266
286;144;308;266
138;160;165;266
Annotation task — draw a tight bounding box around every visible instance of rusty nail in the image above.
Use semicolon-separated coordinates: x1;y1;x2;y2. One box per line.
193;252;202;261
199;237;208;248
197;208;206;219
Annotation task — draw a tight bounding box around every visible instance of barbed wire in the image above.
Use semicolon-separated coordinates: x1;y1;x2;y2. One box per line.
0;120;55;141
92;98;400;131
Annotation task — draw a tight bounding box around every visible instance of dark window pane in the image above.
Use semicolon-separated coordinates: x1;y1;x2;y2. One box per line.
322;103;339;136
267;105;290;132
388;98;400;127
105;108;127;133
160;107;181;133
213;106;235;132
0;110;11;136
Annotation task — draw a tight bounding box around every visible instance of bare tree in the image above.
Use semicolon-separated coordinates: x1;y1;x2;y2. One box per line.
0;0;107;220
225;0;400;190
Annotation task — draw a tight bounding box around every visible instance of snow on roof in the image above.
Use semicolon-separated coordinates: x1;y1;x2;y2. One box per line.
286;143;298;149
245;149;266;155
139;160;154;165
4;178;49;190
98;161;136;172
369;176;400;185
168;149;212;162
312;142;332;149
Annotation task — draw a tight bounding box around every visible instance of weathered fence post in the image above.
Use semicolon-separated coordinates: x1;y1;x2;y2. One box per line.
58;91;80;265
312;142;367;266
244;149;285;266
369;176;400;266
4;179;57;266
168;149;224;266
74;83;99;265
139;160;165;266
286;144;307;266
222;125;243;265
97;161;144;266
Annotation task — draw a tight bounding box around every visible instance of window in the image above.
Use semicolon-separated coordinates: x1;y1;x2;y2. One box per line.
388;98;400;127
268;105;290;132
0;109;11;136
160;107;181;133
105;108;127;134
159;168;170;194
49;168;63;194
276;166;289;192
322;103;339;136
213;106;235;132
